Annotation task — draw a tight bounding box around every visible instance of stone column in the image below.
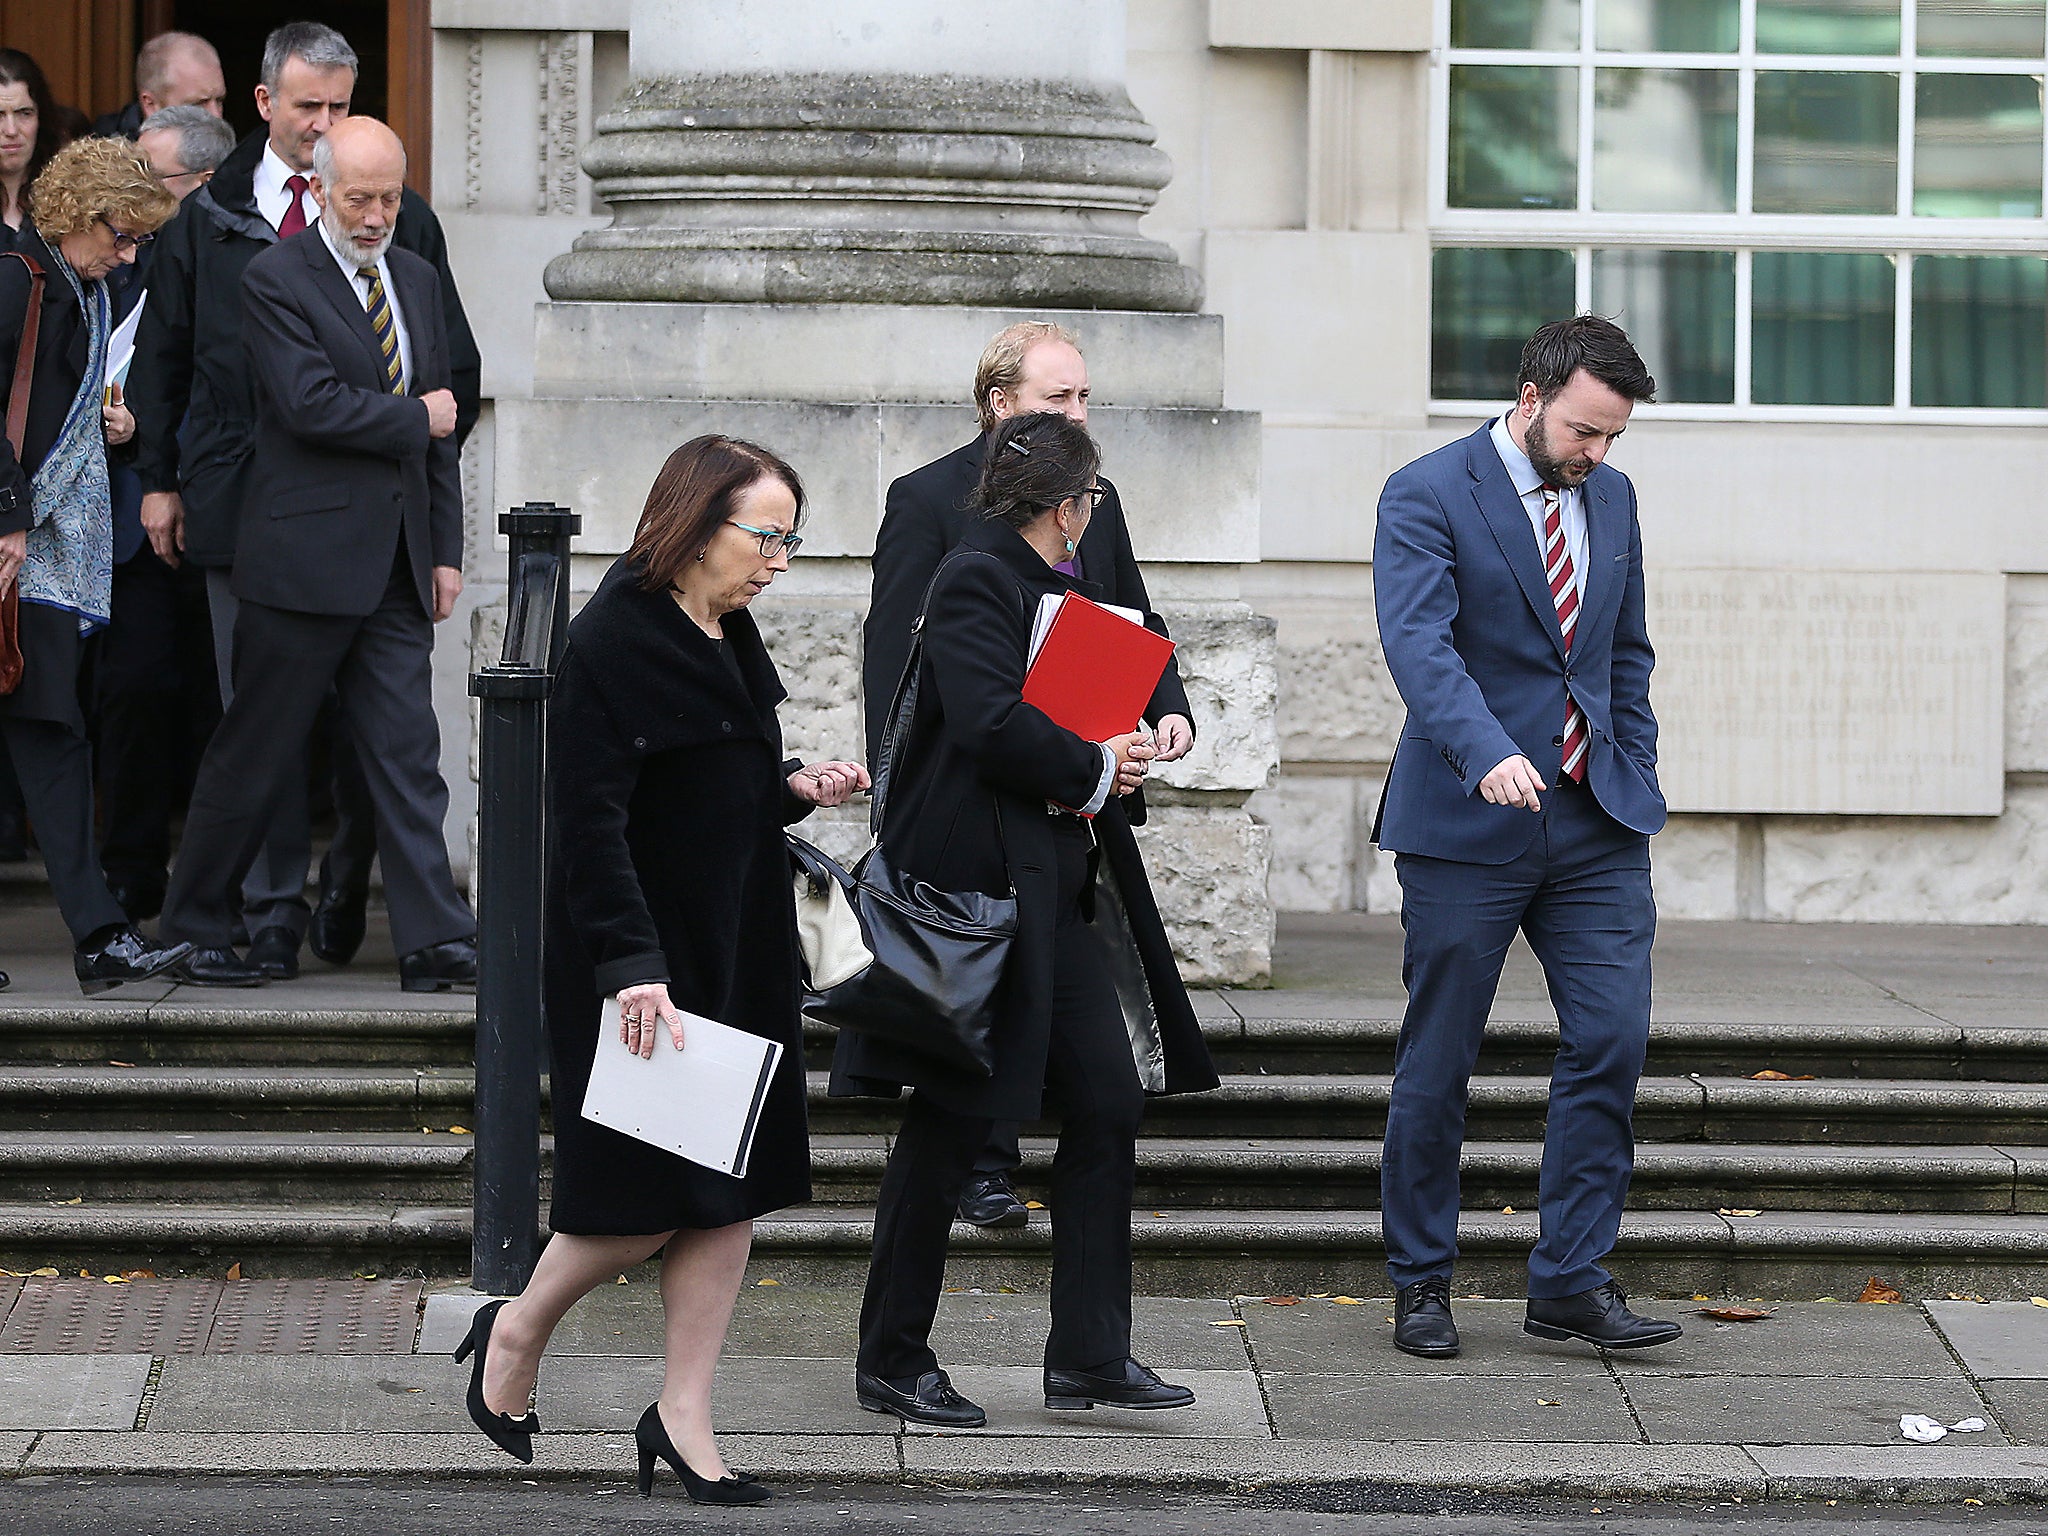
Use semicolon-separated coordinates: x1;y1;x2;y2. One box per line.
493;0;1278;982
544;0;1199;311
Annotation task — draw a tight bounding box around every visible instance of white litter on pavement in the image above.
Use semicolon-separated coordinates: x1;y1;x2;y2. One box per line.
1898;1414;1989;1442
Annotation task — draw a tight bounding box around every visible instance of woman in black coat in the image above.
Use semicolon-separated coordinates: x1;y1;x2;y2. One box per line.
833;412;1219;1429
0;137;187;992
455;437;869;1502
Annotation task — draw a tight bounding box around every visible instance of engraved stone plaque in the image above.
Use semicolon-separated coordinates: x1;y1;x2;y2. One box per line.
1647;570;2005;816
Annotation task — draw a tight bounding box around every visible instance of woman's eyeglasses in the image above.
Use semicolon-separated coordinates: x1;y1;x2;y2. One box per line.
1082;483;1109;507
728;520;804;558
98;216;155;252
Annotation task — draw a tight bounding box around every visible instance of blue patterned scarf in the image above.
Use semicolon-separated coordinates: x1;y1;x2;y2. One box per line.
21;247;111;634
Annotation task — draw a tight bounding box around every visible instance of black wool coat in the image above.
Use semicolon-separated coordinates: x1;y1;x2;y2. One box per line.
128;128;481;570
543;557;816;1235
861;433;1194;793
829;517;1219;1122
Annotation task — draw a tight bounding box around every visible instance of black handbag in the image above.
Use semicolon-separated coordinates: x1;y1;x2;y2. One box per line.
802;556;1018;1077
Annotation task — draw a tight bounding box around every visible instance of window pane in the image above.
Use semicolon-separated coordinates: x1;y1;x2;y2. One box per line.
1594;68;1738;209
1755;0;1903;54
1432;248;1577;399
1597;0;1739;50
1752;252;1896;405
1451;0;1582;49
1913;73;2045;217
1449;66;1579;208
1917;0;2047;58
1755;70;1900;213
1912;255;2048;406
1591;249;1737;401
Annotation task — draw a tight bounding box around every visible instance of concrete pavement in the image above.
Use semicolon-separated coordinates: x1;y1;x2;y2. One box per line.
8;1278;2048;1502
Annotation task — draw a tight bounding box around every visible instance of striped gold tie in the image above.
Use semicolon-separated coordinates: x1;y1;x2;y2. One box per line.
358;269;404;395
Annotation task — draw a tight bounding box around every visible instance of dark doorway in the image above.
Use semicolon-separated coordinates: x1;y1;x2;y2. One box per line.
139;0;389;138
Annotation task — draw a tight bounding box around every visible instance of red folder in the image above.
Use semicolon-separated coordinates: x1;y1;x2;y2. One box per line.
1021;593;1177;742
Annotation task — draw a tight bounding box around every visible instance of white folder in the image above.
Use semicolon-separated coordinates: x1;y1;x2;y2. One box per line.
581;997;783;1178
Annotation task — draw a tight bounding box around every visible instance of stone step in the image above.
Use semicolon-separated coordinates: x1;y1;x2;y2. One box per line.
13;1066;2048;1144
9;1004;2044;1079
9;1200;2048;1299
0;1005;475;1068
4;1131;2038;1215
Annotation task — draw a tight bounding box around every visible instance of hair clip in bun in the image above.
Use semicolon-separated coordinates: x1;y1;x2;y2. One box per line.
1005;434;1034;457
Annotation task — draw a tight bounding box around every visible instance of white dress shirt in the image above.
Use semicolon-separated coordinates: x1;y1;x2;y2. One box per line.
1490;412;1587;608
252;142;314;234
318;219;414;395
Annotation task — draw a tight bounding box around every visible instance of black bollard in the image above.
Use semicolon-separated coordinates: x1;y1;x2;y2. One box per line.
468;502;580;1294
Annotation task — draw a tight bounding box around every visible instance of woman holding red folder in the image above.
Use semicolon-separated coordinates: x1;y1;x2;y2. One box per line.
832;412;1219;1428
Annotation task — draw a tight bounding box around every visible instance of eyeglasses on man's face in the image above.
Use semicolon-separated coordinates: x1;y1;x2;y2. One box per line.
728;520;804;559
97;216;155;251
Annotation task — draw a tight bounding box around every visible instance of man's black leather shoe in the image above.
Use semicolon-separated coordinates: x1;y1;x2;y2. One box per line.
1394;1277;1461;1358
309;880;368;966
957;1172;1029;1228
1525;1281;1682;1350
246;925;301;981
171;946;267;987
1044;1357;1195;1411
400;937;478;993
74;927;195;996
855;1368;986;1427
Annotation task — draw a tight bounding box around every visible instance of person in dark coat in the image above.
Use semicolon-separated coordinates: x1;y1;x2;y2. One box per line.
126;20;482;978
457;436;869;1503
835;412;1219;1430
0;138;190;992
863;320;1198;1230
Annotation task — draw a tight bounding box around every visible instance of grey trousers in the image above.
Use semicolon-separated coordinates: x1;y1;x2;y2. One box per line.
205;567;312;937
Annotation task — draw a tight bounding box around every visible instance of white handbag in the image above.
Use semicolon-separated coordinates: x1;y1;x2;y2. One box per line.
787;834;873;992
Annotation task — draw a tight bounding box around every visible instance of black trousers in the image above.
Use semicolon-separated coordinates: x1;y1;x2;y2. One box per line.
858;818;1145;1379
94;548;220;895
162;556;474;956
0;715;126;944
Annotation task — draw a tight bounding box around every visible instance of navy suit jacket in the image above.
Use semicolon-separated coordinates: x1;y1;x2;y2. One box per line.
1372;422;1665;865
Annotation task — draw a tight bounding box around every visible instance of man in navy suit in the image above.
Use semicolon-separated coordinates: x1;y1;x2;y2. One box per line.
1372;316;1677;1357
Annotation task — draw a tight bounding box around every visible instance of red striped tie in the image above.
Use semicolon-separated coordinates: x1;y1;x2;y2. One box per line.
1542;486;1588;784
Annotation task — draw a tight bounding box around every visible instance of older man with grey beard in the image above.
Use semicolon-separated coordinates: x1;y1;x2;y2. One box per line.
158;117;477;995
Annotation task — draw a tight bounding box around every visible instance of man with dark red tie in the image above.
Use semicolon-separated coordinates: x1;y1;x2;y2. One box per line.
1370;316;1677;1359
129;20;480;985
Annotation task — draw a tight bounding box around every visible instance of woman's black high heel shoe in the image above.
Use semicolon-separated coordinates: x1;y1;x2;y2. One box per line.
635;1403;769;1504
453;1299;540;1464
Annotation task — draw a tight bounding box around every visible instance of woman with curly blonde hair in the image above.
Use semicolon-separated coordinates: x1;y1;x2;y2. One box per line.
0;135;190;992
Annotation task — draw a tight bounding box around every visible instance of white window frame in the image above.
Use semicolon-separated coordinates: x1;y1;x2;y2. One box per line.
1428;0;2048;423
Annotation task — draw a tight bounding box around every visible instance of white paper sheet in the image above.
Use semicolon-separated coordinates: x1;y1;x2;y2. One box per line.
581;997;783;1178
1027;592;1145;667
105;291;147;393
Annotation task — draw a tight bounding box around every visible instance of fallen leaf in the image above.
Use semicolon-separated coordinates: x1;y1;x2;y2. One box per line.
2030;1296;2048;1309
1719;1208;1764;1218
1857;1276;1902;1304
353;1271;378;1281
57;1198;82;1206
101;1274;128;1284
1946;1292;1988;1304
225;1262;243;1281
123;1269;156;1281
1695;1306;1775;1322
1501;1206;1515;1215
1209;1320;1248;1328
616;1275;630;1285
28;1267;58;1278
1263;1296;1302;1306
1536;1399;1562;1406
1024;1200;1046;1210
77;1269;91;1279
756;1277;780;1286
447;1126;471;1135
1748;1070;1815;1081
1151;1212;1167;1218
420;1127;435;1135
1330;1296;1364;1305
1965;1498;1984;1507
108;1061;136;1069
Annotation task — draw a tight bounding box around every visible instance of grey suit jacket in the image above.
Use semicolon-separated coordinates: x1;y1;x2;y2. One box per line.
231;228;462;618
